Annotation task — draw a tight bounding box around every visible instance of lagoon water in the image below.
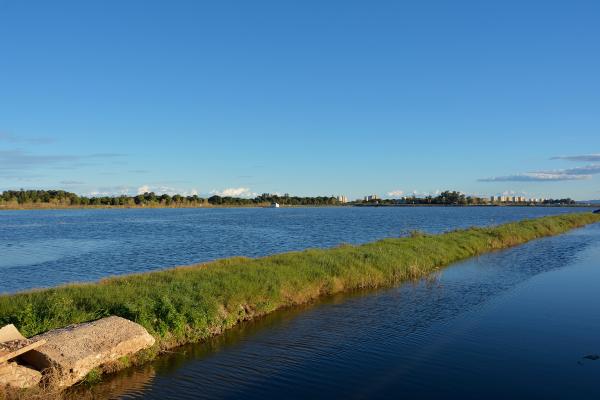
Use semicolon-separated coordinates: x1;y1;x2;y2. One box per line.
71;216;600;400
3;206;600;398
0;206;581;293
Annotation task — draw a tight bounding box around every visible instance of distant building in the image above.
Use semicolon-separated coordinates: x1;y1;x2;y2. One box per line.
364;195;379;202
336;195;348;203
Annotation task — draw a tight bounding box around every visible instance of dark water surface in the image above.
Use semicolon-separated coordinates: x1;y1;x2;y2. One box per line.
73;220;600;400
0;206;582;293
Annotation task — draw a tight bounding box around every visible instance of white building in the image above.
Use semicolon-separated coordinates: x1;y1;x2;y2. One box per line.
336;195;348;203
364;195;379;202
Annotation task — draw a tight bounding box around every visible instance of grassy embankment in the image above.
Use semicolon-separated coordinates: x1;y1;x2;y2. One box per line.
1;212;599;389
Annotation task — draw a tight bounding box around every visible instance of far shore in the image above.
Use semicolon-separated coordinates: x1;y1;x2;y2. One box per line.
0;203;597;211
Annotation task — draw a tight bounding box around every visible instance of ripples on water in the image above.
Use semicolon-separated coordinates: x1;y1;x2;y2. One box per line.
69;222;600;400
0;239;113;268
0;207;580;293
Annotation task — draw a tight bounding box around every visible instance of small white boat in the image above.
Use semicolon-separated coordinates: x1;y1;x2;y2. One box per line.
270;202;280;208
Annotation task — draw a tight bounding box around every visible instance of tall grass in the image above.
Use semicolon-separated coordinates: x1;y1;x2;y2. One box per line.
1;213;598;350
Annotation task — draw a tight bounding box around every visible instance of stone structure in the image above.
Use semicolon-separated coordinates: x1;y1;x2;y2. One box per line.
0;362;42;389
21;316;155;387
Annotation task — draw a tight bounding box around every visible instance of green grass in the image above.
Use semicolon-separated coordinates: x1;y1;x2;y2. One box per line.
81;369;102;386
1;212;599;352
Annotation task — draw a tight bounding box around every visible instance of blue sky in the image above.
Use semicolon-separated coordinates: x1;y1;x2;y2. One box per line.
1;0;599;200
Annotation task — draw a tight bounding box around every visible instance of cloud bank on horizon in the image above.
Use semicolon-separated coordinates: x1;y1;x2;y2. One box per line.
386;190;405;197
210;187;257;198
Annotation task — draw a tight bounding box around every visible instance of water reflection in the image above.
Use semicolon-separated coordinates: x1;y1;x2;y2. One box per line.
65;365;156;400
82;223;600;399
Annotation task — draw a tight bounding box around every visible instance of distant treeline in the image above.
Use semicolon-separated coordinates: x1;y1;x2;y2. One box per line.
0;190;341;208
367;191;576;206
0;189;576;209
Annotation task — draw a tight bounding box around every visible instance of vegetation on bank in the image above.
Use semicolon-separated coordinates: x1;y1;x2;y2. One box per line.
0;189;577;210
0;190;341;209
370;190;576;206
1;213;598;346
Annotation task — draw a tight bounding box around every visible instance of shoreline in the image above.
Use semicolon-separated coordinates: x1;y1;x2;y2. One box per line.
0;203;596;211
1;212;600;397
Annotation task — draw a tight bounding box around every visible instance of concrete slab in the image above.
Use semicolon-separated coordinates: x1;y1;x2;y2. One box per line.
0;325;25;342
21;316;155;387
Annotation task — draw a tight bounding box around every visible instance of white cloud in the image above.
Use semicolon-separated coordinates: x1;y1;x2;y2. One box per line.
0;133;54;144
154;186;177;195
479;172;590;182
137;185;151;194
479;154;600;183
210;187;256;198
551;154;600;162
87;185;133;197
560;164;600;175
136;185;200;196
386;189;404;197
60;180;84;185
0;150;124;171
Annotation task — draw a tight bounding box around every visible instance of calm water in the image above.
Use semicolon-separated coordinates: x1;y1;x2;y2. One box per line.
73;219;600;400
0;206;581;293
